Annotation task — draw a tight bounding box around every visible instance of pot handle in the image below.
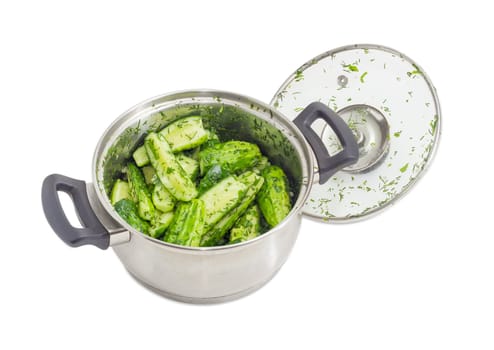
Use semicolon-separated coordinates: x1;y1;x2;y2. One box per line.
294;102;359;184
42;174;110;249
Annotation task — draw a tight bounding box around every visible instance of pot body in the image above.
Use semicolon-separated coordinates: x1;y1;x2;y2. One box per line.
92;90;314;302
112;213;301;302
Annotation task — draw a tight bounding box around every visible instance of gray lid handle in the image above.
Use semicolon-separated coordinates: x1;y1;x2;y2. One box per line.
294;102;359;184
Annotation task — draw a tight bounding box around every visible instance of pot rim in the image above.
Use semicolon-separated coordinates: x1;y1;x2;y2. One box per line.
92;89;314;252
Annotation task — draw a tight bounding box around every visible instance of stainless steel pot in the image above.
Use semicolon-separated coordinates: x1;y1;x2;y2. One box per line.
42;90;358;303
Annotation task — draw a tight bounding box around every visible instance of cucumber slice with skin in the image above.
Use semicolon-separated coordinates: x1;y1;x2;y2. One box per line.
198;164;230;195
145;132;198;202
257;165;292;227
163;203;188;244
114;199;150;234
164;199;205;246
175;199;205;247
141;166;157;186
152;182;175;213
201;172;264;247
149;211;174;239
111;179;130;205
199;175;247;232
229;204;261;244
159;116;208;152
199;141;262;175
133;146;150;167
127;163;155;221
134;146;200;174
175;153;199;180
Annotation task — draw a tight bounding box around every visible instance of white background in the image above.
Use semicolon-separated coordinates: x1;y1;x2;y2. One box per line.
1;1;492;349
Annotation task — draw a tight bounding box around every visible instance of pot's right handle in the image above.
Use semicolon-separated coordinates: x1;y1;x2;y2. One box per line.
294;102;359;184
42;174;110;249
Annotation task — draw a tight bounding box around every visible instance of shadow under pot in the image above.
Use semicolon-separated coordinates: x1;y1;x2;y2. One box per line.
41;90;358;303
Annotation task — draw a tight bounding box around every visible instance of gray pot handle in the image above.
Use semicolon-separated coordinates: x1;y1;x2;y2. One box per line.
294;102;359;184
42;174;110;249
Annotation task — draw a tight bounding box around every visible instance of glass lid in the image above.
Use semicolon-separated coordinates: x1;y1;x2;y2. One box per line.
271;44;441;222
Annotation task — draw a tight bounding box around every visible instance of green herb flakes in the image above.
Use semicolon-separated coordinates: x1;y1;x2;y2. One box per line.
360;71;368;83
400;163;409;173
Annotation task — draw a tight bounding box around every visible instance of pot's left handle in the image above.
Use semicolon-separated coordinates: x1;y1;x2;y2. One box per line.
42;174;110;249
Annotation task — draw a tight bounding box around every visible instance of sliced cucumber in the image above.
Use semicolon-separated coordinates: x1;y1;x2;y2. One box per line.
201;172;264;246
152;182;175;213
132;146;150;167
159;116;208;152
145;132;198;202
174;199;205;247
229;205;261;244
114;199;150;234
110;179;130;205
127;163;155;221
176;153;199;180
199;175;247;231
199;140;262;175
257;165;292;227
149;211;175;239
141;166;157;186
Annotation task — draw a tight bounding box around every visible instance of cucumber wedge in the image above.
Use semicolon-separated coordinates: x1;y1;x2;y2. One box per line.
257;165;292;227
164;199;205;246
141;166;157;186
199;175;247;231
114;199;150;234
151;181;175;213
199;140;262;175
159;116;208;152
111;179;130;205
175;199;205;247
127;162;155;221
201;172;264;247
145;132;198;202
197;164;230;195
133;146;150;167
175;153;199;180
229;205;261;244
149;211;175;239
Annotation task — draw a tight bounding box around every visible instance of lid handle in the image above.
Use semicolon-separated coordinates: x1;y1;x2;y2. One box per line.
42;174;110;249
294;102;359;184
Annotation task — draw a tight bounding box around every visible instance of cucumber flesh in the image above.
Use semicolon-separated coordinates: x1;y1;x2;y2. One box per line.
149;211;174;238
152;182;175;213
111;179;130;205
174;199;205;247
164;199;204;246
159;116;208;152
145;132;198;202
200;173;264;247
127;163;155;221
141;166;157;186
114;199;150;234
133;146;150;167
199;175;247;231
176;153;199;180
257;166;292;227
229;205;261;244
